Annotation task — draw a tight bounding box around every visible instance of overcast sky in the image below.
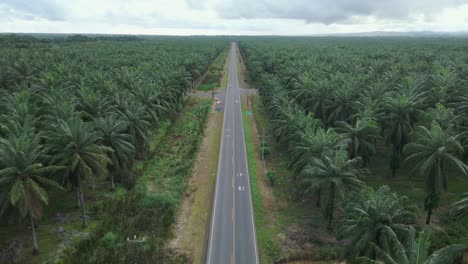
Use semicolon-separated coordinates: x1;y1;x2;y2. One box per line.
1;0;468;35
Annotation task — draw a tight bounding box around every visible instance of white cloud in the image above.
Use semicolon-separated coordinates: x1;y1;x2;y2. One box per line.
0;0;467;35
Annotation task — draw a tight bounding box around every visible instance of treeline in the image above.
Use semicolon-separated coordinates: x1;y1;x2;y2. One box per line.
239;37;468;262
0;34;144;48
0;37;226;257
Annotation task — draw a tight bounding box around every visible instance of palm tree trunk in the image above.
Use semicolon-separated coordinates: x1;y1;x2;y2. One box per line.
441;162;447;191
90;176;96;191
30;214;39;255
75;187;80;208
316;188;321;208
77;172;88;228
110;174;115;192
327;183;335;230
426;206;433;225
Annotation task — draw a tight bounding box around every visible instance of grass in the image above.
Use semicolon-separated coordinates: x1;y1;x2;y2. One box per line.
172;67;227;262
221;47;230;88
198;47;229;91
197;82;219;91
241;96;278;263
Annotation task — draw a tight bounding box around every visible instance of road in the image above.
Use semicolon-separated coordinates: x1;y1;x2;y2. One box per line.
206;43;259;264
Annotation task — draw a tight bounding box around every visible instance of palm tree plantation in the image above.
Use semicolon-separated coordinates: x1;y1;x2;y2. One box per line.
238;37;468;263
1;34;468;264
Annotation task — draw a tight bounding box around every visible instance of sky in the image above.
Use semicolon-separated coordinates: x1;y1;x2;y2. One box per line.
1;0;468;35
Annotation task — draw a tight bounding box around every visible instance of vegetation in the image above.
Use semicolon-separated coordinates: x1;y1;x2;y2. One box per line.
0;34;226;262
197;47;229;91
65;99;211;263
360;226;467;264
239;37;468;262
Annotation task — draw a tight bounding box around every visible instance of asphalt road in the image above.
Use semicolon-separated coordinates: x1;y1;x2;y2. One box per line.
206;43;259;264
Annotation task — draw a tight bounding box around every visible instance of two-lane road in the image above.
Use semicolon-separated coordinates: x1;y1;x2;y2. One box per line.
206;43;259;264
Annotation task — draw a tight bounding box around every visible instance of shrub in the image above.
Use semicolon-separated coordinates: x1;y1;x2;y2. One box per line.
260;140;270;157
101;232;118;249
266;171;276;186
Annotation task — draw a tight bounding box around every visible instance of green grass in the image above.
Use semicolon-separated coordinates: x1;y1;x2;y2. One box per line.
198;82;219;91
198;47;228;91
242;97;279;263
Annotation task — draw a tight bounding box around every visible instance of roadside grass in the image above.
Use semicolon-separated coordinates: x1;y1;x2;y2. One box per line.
198;47;228;91
172;89;225;263
241;95;278;263
221;48;230;88
198;82;219;91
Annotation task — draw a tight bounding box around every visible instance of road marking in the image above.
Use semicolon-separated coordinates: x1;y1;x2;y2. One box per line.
206;45;232;264
234;44;260;264
231;75;236;264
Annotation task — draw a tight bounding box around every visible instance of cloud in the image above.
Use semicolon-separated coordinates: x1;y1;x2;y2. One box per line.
0;0;467;35
0;0;64;21
214;0;466;24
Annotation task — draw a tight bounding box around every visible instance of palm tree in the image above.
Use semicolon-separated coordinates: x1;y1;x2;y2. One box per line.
131;84;168;125
289;127;348;176
301;150;364;230
75;84;115;121
419;104;460;132
0;135;63;255
291;75;332;123
384;94;421;177
450;192;468;219
430;66;459;106
5;58;38;88
335;119;381;165
338;185;416;261
94;115;135;190
46;117;112;227
404;123;468;224
361;226;467;264
117;100;151;156
327;81;359;124
383;76;427;177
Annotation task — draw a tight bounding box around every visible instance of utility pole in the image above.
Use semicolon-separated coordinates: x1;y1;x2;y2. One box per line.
127;235;145;264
